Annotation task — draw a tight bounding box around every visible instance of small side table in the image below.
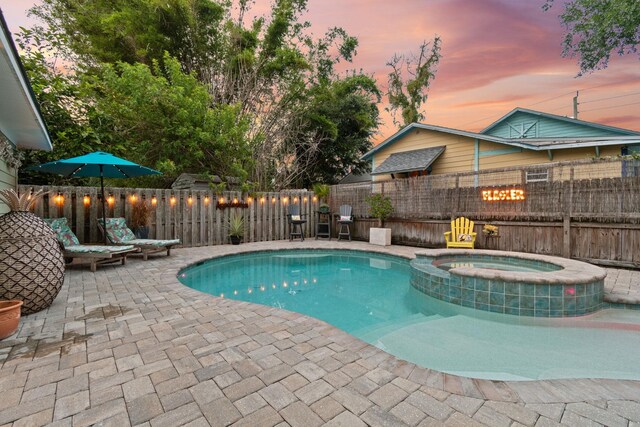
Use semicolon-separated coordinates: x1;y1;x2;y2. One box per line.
315;211;331;240
484;234;500;250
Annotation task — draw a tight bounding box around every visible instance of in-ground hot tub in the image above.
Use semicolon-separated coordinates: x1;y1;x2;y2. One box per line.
410;249;607;317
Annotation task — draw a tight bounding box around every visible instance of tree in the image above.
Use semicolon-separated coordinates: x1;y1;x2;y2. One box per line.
544;0;640;75
16;30;109;185
282;74;380;187
83;54;252;181
29;0;227;76
23;0;379;189
386;37;441;128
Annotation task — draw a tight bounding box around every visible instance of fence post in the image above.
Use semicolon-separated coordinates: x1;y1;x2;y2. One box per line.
563;167;574;258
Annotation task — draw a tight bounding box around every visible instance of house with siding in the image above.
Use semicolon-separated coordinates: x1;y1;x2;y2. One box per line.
363;108;640;183
0;10;52;213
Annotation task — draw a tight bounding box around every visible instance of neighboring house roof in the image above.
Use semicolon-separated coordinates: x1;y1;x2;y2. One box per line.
363;108;640;165
171;173;241;190
362;123;503;160
371;146;446;175
482;107;640;137
0;10;52;151
339;172;372;184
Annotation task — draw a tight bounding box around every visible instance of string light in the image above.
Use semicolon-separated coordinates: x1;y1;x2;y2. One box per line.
151;195;157;206
83;194;90;206
312;196;318;202
170;195;176;206
303;197;308;203
247;197;253;204
260;197;265;204
219;197;225;204
130;194;137;203
283;197;288;204
272;197;276;204
293;196;298;203
54;193;64;206
187;195;193;206
107;194;115;207
233;197;238;204
204;196;210;205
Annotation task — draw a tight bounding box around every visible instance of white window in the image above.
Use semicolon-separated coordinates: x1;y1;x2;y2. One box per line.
525;170;549;183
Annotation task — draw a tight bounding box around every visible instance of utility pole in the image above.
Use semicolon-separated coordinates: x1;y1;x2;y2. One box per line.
573;91;579;119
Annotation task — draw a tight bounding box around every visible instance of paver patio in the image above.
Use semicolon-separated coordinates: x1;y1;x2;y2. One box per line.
1;240;640;426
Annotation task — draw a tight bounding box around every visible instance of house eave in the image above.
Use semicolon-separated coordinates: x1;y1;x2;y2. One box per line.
0;10;52;152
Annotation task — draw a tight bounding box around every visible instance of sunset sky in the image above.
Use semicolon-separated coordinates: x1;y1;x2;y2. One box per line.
2;0;639;142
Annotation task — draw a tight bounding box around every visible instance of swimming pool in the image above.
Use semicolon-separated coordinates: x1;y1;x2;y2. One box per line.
179;249;640;381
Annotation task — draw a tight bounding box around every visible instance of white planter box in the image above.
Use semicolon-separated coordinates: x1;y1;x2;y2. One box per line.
369;227;391;246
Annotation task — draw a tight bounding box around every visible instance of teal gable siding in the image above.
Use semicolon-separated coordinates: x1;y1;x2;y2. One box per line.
484;111;624;139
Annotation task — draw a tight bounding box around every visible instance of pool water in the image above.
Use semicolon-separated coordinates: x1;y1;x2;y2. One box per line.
179;250;640;381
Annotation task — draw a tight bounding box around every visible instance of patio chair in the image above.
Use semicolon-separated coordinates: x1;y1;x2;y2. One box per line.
44;218;138;272
336;205;354;241
444;217;477;249
287;205;307;241
99;217;180;260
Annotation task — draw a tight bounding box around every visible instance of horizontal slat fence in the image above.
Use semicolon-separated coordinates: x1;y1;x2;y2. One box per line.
21;186;317;246
330;157;640;266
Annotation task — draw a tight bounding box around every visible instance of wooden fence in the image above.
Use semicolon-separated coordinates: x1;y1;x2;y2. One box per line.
20;185;319;246
329;157;640;267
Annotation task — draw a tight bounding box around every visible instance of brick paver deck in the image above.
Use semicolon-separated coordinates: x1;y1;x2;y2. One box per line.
1;240;640;426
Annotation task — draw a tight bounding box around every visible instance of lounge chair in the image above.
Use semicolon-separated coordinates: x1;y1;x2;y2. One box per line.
336;205;354;241
287;205;307;241
100;217;180;260
44;218;138;272
444;217;477;249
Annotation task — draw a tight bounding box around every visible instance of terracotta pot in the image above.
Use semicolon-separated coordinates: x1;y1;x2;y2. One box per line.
0;300;23;339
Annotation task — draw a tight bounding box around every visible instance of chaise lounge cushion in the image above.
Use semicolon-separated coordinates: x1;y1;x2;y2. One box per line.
103;218;136;243
44;217;80;247
122;239;180;247
64;244;135;254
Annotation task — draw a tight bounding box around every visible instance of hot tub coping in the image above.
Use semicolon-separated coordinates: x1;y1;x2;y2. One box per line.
414;249;607;285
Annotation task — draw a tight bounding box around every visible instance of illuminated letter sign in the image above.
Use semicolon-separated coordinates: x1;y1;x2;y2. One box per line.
481;188;525;202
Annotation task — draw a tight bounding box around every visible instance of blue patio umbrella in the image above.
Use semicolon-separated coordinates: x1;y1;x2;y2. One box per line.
30;151;162;243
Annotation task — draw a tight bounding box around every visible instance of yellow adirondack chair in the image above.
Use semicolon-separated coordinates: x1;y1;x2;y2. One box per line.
444;217;477;249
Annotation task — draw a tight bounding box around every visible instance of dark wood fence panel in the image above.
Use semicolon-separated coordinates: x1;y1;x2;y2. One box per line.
21;185;316;247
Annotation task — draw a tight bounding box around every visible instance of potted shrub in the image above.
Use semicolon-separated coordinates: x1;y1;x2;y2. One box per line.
228;212;245;245
313;183;331;213
366;193;394;246
131;199;151;238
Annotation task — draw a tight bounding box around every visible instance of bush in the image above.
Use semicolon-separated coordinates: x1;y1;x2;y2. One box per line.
366;194;393;226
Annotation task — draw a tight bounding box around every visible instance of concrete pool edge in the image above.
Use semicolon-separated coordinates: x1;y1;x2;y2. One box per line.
166;241;640;402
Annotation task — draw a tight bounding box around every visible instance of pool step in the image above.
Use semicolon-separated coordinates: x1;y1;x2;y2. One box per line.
356;313;443;343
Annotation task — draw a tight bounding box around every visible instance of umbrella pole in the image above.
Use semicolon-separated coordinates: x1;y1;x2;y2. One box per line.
100;165;108;245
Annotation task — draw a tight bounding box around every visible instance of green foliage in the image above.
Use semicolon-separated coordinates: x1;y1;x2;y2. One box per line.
82;54;252;182
16;30;116;185
289;74;380;187
386;37;441;127
21;0;380;190
228;212;245;237
544;0;640;74
209;182;227;195
30;0;227;74
312;183;330;201
366;194;394;225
